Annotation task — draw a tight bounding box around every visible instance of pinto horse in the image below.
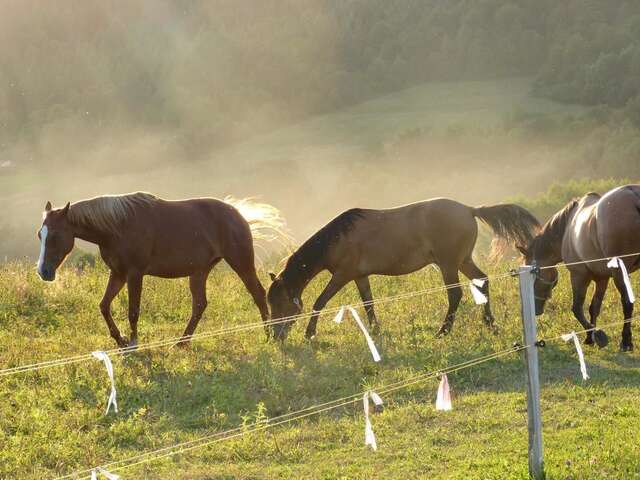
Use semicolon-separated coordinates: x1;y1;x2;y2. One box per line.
37;192;286;348
519;185;640;352
267;198;540;340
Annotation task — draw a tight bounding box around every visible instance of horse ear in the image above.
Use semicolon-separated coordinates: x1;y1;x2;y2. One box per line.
269;272;277;281
45;201;52;212
61;202;70;216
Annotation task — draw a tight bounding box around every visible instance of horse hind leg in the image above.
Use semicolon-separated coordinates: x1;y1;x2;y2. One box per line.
126;270;144;348
435;265;462;337
612;273;634;352
460;257;496;332
585;277;608;345
355;276;379;335
571;273;608;348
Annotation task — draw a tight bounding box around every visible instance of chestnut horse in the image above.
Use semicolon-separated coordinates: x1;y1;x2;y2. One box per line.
519;185;640;352
267;198;540;340
37;192;286;348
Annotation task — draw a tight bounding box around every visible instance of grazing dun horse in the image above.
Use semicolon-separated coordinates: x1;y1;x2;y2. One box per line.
36;192;286;348
267;198;540;340
519;185;640;352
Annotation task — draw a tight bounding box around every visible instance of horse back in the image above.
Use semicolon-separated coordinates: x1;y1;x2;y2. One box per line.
326;199;476;274
565;186;640;275
110;198;249;277
595;185;640;266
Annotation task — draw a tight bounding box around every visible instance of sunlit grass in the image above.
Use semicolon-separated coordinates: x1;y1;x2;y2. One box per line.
0;258;639;479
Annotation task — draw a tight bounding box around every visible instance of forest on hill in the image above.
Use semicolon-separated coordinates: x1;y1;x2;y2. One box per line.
2;0;640;166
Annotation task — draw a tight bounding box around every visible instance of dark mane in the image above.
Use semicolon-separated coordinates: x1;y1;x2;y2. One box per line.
530;198;583;258
281;208;366;294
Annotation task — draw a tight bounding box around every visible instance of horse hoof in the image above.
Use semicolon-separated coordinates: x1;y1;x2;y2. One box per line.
620;343;634;353
486;323;499;335
593;330;609;349
172;339;191;349
435;326;451;338
584;335;594;346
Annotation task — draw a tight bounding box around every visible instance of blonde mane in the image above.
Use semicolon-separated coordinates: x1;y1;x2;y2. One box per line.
68;192;158;235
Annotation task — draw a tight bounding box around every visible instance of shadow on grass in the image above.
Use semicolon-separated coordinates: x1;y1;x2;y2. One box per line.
87;333;640;447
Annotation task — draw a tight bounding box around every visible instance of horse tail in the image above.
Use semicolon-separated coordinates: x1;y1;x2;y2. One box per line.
224;197;294;252
472;204;540;254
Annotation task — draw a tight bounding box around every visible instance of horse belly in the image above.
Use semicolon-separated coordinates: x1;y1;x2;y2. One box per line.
148;234;219;278
361;248;432;276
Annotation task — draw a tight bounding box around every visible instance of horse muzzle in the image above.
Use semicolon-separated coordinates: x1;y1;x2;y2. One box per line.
38;266;56;282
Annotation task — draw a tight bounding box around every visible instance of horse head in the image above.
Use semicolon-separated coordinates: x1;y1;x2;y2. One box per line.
37;201;74;281
518;244;559;316
266;272;302;340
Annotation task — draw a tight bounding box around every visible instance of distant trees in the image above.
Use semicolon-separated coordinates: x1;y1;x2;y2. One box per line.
1;0;640;167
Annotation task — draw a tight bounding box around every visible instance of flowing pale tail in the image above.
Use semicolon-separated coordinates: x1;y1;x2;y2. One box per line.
472;204;541;257
225;197;294;256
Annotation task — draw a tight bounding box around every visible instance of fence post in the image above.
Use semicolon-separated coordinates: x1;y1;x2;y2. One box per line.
517;265;545;480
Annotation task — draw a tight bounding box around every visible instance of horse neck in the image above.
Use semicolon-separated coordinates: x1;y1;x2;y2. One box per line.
70;219;112;246
281;250;325;299
538;206;577;263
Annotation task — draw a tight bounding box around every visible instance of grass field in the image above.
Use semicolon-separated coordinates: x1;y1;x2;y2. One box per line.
1;256;640;479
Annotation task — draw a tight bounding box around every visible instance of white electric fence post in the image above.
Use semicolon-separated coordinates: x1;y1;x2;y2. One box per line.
517;265;545;480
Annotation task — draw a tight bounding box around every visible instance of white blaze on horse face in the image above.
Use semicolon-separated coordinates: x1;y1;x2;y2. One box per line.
37;225;48;275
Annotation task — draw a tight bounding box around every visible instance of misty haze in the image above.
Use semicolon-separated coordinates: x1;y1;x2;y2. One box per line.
2;2;640;479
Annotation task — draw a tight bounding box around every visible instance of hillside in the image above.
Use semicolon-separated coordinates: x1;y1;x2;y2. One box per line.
1;77;590;260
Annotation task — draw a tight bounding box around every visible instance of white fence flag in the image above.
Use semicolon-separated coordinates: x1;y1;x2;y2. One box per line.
469;279;488;305
92;351;118;414
363;390;384;451
435;374;452;411
333;306;346;324
607;257;635;303
91;467;120;480
347;307;381;362
561;331;589;380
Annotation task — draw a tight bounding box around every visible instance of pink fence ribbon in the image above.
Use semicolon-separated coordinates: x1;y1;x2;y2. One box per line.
435;374;452;411
561;331;589;380
347;307;381;362
91;467;120;480
91;351;118;415
469;279;488;305
363;390;384;450
607;257;635;303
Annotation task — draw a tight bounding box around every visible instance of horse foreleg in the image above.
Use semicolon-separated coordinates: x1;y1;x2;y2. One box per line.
177;271;210;346
126;271;143;348
99;271;127;348
612;273;634;352
586;277;608;345
226;254;269;337
571;273;608;348
460;258;495;331
306;274;349;340
436;266;462;337
354;276;379;334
